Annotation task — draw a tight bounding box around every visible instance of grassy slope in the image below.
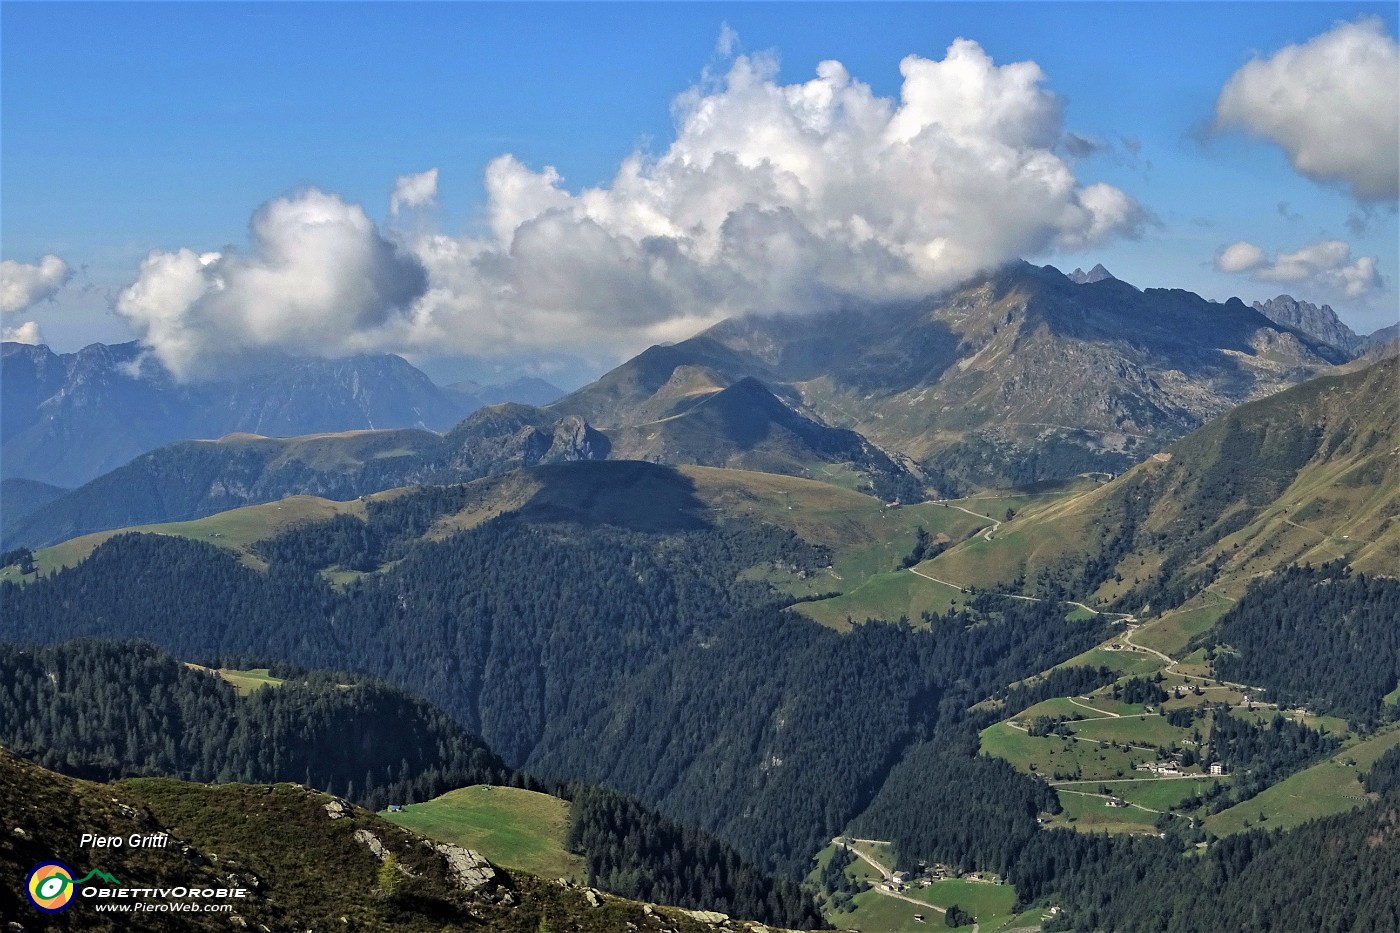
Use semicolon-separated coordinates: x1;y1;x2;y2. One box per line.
809;840;1030;933
1205;727;1400;836
381;785;586;883
916;359;1400;606
0;495;367;582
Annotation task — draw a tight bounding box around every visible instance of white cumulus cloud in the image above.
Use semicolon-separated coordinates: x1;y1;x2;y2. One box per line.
1;254;72;315
1215;241;1268;274
2;321;44;344
114;38;1145;369
116;189;427;379
390;39;1145;359
390;168;439;216
1215;18;1400;201
1215;238;1381;300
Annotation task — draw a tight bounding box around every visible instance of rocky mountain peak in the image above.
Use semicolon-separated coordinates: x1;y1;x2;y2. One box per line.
1251;295;1362;356
1067;263;1116;284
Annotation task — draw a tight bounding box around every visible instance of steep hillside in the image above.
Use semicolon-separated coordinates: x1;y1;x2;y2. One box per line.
918;357;1399;612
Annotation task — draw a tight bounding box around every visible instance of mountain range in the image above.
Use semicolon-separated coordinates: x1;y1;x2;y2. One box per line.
0;340;562;489
9;263;1392;549
554;261;1357;491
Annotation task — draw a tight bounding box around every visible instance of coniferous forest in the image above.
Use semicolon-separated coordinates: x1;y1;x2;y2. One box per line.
1;507;1108;877
3;469;1399;930
0;638;829;929
1206;562;1400;724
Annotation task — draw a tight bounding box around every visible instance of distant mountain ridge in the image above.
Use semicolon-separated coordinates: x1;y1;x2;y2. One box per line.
552;261;1345;492
3;262;1351;546
1;342;457;487
0;340;560;489
5;380;917;547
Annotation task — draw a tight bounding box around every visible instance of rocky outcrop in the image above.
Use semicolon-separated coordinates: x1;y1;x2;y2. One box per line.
430;841;498;891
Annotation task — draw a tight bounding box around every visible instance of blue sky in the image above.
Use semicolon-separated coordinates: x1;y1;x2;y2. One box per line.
3;2;1396;379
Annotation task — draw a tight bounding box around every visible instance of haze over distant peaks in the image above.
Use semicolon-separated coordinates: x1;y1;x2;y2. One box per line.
0;341;559;488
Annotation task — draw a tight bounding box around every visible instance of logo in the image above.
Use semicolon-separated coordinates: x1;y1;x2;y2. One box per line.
26;862;76;913
25;862;122;913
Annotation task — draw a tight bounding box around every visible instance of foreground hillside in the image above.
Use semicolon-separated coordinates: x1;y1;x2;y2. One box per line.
0;639;825;928
0;748;792;933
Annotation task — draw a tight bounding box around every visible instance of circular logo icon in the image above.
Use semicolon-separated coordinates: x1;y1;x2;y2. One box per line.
26;862;76;913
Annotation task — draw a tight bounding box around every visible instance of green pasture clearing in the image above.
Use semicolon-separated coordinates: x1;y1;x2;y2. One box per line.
1112;776;1223;811
795;569;961;629
1205;728;1400;836
1052;646;1166;678
1386;682;1400;707
911;877;1019;929
1008;697;1100;721
183;663;286;696
381;785;585;883
217;668;285;696
831;888;938;932
1220;706;1347;736
917;530;1035;593
1069;714;1193;748
1132;599;1229;657
1046;790;1160;834
980;722;1151;782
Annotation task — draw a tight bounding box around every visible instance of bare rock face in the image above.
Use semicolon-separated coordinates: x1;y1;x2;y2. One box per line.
1252;295;1362;356
322;798;350;820
430;842;497;891
683;908;730;923
353;829;386;859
